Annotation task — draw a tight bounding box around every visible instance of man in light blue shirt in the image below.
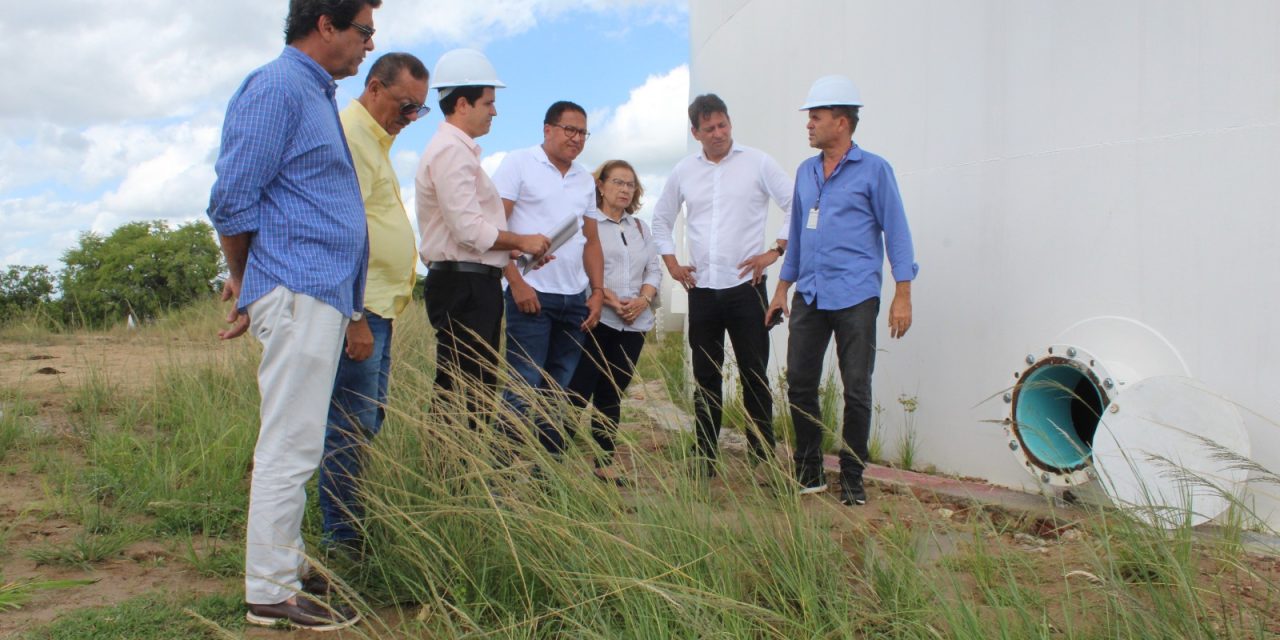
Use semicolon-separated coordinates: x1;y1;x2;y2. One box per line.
206;0;378;630
767;75;918;506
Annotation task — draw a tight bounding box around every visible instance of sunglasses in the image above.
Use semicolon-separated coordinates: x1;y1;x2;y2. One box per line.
349;21;375;43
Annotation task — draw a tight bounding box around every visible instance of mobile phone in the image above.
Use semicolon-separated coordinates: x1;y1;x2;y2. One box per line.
767;308;784;328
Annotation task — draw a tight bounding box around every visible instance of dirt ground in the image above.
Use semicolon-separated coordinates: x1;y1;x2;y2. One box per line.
0;333;220;402
2;333;1278;637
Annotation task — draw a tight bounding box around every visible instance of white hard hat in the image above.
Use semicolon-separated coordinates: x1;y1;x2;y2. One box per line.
799;75;863;110
431;48;506;98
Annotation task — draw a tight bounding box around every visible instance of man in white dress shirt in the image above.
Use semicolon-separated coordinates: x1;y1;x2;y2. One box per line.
651;93;794;476
493;100;604;456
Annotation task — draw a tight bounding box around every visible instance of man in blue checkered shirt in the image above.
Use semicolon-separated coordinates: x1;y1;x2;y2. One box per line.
205;0;380;631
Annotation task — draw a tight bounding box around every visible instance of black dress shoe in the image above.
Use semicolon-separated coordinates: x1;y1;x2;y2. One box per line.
246;596;359;631
593;467;631;487
301;571;334;597
840;477;868;506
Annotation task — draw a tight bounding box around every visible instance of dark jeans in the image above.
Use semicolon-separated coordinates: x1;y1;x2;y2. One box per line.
567;323;646;465
787;294;879;485
687;279;775;461
502;288;588;454
319;313;392;545
424;270;504;431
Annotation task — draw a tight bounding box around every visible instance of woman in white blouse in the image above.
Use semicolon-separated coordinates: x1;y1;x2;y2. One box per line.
568;159;662;485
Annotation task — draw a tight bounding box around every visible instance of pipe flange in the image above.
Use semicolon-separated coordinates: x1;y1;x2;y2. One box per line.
1008;344;1113;487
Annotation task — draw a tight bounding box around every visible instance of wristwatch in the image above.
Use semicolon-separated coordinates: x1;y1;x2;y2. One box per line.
351;311;364;322
771;242;786;258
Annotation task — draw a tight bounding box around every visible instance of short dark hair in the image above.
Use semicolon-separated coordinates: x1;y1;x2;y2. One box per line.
284;0;382;44
593;159;645;215
543;101;586;125
688;94;728;130
439;85;489;116
365;52;428;88
830;105;860;133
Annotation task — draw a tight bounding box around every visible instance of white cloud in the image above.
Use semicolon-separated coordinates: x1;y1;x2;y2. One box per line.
0;1;686;128
0;2;282;128
0;1;687;271
0;196;99;266
97;123;220;219
0;117;220;268
480;151;509;177
579;65;689;177
393;150;420;183
376;0;685;48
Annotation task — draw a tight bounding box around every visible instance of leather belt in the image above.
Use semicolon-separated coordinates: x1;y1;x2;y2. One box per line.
428;261;503;279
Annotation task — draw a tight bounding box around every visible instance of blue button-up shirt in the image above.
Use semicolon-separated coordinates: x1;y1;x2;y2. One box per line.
779;144;918;310
207;46;367;315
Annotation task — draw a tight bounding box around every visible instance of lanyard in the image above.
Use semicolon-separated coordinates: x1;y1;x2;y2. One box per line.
813;144;854;210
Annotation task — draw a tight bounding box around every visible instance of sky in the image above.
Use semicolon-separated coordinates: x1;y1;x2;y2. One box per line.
0;0;692;271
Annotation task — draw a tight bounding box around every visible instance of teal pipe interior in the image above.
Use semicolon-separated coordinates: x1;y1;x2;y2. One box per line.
1015;364;1104;470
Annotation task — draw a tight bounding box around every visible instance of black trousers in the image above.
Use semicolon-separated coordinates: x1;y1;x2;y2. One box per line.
687;279;775;461
787;295;878;484
567;323;646;465
423;270;504;431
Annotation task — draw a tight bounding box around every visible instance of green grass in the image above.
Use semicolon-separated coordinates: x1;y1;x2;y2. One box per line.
0;389;39;463
0;576;96;613
20;593;246;640
24;529;142;570
179;535;243;579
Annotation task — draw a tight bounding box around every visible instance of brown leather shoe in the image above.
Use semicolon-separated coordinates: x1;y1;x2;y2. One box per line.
245;596;359;631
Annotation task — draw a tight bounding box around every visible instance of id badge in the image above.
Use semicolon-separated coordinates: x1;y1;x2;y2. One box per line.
806;207;819;230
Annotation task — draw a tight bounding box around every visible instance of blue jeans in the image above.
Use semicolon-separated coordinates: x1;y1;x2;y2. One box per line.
502;288;588;454
319;312;392;545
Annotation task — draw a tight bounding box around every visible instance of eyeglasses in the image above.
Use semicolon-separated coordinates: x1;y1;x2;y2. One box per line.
399;101;431;118
607;178;636;190
378;79;430;118
349;21;375;43
549;123;590;140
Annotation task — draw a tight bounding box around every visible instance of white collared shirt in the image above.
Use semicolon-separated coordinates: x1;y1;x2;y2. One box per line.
591;211;663;332
492;145;597;294
651;143;794;290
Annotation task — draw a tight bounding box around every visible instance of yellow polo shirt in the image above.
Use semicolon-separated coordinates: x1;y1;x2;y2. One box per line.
340;100;417;319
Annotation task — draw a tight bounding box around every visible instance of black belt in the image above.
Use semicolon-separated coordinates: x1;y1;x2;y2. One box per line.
428;261;503;279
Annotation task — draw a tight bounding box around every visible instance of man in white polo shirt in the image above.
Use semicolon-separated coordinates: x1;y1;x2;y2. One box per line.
652;93;793;476
493;100;605;455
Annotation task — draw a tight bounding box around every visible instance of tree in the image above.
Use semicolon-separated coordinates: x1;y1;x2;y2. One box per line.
0;265;56;322
59;220;221;327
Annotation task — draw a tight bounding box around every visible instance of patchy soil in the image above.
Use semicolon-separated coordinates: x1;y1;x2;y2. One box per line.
0;334;221;406
0;463;233;636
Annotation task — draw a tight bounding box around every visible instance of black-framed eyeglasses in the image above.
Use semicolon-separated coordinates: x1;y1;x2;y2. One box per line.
549;123;590;140
607;178;636;190
349;21;375;43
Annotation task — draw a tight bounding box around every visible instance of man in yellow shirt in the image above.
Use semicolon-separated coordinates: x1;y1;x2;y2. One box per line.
318;52;429;553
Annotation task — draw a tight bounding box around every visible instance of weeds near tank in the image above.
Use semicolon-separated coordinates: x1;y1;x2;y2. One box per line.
869;401;885;464
897;394;919;470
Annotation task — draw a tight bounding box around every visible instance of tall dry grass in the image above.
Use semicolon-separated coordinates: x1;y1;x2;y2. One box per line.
5;298;1278;638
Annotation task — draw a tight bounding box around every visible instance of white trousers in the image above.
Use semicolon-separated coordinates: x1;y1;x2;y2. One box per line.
245;287;347;604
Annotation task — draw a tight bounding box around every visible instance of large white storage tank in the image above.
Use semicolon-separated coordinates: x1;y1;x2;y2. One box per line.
689;0;1280;526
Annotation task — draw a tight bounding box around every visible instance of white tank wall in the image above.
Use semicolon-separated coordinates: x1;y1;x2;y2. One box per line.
690;0;1280;524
